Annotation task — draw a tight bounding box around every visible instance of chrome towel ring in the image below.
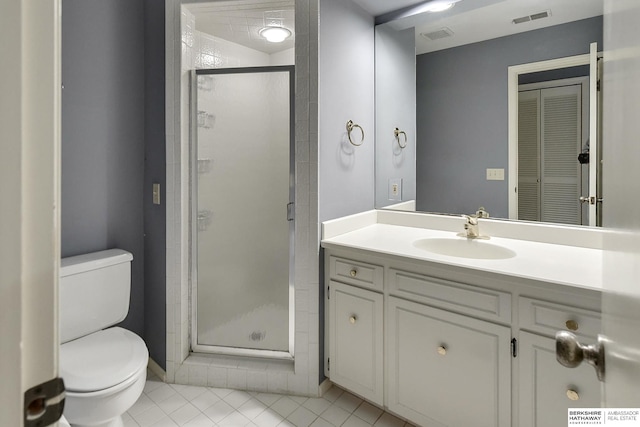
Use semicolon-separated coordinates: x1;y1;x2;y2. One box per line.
394;128;408;149
346;120;365;146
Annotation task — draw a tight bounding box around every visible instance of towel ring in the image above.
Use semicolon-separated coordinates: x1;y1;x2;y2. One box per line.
394;128;408;149
346;120;365;146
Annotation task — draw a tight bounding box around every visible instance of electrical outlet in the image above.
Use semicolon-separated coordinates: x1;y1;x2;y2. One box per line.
389;178;402;201
486;168;505;181
152;183;161;205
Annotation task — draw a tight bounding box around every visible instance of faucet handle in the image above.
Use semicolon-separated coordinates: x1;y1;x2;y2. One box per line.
475;207;489;219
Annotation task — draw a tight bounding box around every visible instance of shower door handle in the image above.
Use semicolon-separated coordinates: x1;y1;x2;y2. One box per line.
287;202;295;221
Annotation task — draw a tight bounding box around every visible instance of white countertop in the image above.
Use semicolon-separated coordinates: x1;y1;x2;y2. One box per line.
321;221;604;291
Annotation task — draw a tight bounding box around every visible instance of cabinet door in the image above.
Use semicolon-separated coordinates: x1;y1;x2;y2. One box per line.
329;281;384;405
388;297;511;427
519;331;601;427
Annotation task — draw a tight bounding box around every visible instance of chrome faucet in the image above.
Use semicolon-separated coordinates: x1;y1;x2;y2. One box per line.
462;215;480;238
462;207;489;239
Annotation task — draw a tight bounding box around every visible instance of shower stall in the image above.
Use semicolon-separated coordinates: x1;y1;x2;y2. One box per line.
190;66;295;358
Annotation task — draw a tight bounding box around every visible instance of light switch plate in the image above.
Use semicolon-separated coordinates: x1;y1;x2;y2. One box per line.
486;168;505;181
389;178;402;201
152;183;161;205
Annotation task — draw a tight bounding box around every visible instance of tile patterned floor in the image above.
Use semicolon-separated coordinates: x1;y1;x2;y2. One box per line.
123;371;416;427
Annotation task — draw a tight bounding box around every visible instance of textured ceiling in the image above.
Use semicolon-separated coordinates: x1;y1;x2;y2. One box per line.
186;0;295;55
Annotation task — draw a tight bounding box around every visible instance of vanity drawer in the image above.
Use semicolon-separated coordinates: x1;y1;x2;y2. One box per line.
519;297;601;339
329;256;383;291
389;269;511;323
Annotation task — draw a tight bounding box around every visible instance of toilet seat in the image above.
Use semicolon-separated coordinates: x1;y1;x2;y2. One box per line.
60;327;148;393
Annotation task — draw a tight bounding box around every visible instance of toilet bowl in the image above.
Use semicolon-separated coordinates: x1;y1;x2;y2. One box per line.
59;250;148;427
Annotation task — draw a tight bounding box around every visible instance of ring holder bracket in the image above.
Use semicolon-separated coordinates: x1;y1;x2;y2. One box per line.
394;128;407;149
346;120;365;146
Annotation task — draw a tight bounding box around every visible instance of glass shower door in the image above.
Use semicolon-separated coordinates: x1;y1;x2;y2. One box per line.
192;67;294;356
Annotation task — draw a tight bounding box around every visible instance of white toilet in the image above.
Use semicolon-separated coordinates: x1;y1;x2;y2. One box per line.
59;249;148;427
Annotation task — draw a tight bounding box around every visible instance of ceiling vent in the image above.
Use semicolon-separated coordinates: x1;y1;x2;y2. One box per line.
512;10;551;24
421;27;454;41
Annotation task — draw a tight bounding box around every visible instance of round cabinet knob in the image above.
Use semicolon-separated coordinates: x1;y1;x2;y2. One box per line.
437;346;447;356
567;389;580;401
566;320;579;331
349;316;357;324
349;269;357;277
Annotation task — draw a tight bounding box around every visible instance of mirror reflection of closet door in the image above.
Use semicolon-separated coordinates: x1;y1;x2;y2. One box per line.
518;85;583;225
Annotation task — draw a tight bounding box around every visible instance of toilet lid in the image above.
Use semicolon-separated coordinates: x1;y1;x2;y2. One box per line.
60;327;148;392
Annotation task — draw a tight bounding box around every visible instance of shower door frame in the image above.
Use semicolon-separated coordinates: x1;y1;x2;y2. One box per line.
189;66;296;360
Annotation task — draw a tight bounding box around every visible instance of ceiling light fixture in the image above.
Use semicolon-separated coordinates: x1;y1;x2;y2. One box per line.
422;0;462;13
259;26;292;43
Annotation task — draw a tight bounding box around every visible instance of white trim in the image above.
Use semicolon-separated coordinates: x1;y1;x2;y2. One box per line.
147;358;167;382
508;54;591;219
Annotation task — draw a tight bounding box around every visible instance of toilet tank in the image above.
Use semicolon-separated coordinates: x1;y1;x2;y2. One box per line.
59;249;133;343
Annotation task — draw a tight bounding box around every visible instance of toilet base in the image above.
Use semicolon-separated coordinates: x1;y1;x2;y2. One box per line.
69;416;123;427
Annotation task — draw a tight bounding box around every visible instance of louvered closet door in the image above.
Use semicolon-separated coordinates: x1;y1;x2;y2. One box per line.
518;91;541;221
541;85;582;224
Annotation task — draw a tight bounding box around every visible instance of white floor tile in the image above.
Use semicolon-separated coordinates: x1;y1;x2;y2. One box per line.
127;378;416;427
148;384;179;404
373;412;406;427
302;397;331;416
203;399;235;423
224;390;253;408
309;417;336;427
333;392;362;413
183;413;216;427
133;406;167;427
254;392;284;407
218;410;252;426
157;392;188;414
190;389;221;411
122;412;140;427
271;396;300;418
343;414;372;427
238;398;268;420
253;408;285;427
170;402;201;425
320;405;351;427
321;386;343;403
286;406;317;427
353;402;383;425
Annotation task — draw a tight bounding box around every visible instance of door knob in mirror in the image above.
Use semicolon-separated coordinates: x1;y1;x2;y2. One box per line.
555;330;605;382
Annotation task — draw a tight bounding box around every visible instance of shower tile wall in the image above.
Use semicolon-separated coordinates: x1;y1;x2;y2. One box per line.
165;0;320;396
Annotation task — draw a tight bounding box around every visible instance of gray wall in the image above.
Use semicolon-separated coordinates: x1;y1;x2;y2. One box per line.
143;0;167;370
319;0;375;221
62;0;145;337
416;17;603;217
375;25;416;208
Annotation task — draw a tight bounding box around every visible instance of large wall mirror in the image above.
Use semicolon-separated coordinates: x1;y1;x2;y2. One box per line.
375;0;604;227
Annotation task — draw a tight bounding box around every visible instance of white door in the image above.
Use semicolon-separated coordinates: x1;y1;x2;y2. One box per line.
600;0;640;404
587;42;599;227
0;0;62;426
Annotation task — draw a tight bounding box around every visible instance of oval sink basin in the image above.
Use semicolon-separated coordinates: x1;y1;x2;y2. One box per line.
413;237;516;260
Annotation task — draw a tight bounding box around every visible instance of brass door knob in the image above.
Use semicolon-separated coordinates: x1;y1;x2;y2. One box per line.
349;269;357;277
437;346;447;356
349;316;357;324
567;389;580;401
566;320;579;331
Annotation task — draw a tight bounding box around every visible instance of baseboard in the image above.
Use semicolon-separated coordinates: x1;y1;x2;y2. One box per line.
318;378;332;397
147;357;167;382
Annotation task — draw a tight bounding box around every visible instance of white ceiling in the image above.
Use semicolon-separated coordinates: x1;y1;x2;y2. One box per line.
352;0;426;16
187;0;603;56
186;0;295;55
376;0;604;55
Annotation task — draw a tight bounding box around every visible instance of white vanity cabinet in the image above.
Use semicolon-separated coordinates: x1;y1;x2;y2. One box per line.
327;257;384;405
323;247;602;427
387;296;512;427
518;297;602;427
